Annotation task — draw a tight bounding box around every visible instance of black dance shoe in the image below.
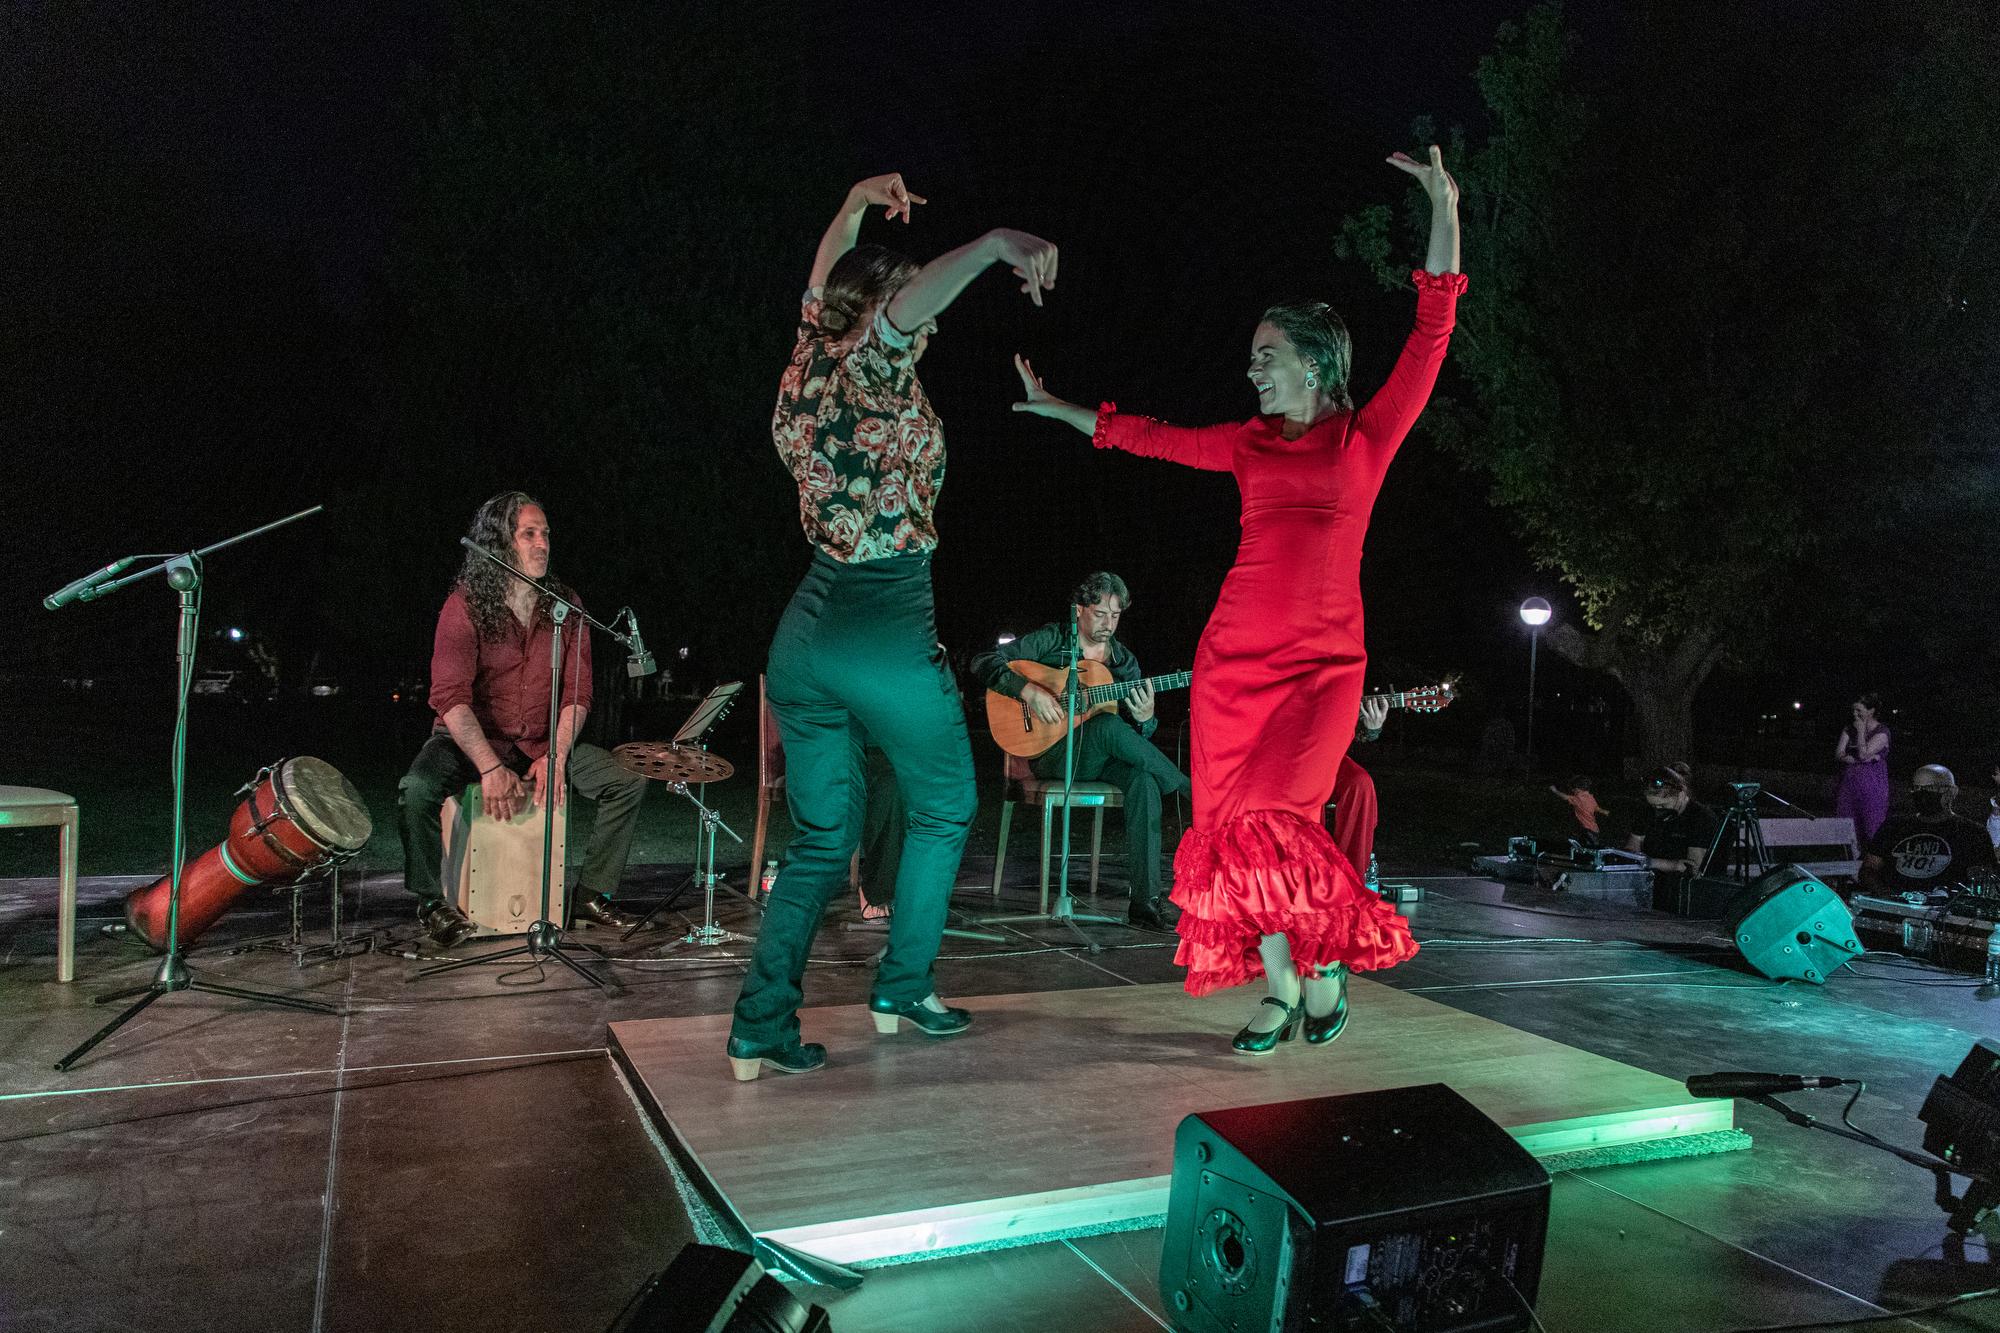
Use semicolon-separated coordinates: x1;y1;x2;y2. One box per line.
1302;964;1350;1046
1231;996;1301;1055
1127;896;1181;930
418;899;477;948
869;994;972;1036
572;892;643;930
725;1036;828;1082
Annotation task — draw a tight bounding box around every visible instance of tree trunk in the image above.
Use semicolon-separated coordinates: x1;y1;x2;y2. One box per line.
1546;620;1720;773
1619;661;1698;772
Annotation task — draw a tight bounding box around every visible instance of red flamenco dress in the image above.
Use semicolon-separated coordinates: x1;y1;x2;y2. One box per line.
1092;269;1466;995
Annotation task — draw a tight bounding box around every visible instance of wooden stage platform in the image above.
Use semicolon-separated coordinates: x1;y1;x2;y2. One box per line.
609;981;1735;1267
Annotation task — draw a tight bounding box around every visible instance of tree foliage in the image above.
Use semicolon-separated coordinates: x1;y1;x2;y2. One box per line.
1338;1;2000;765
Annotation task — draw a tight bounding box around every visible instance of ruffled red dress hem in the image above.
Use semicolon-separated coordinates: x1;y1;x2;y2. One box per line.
1169;808;1419;997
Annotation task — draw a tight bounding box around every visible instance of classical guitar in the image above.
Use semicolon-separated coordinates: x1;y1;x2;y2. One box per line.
985;663;1455;759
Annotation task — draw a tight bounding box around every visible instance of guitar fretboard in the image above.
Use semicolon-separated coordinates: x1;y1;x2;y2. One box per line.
1079;669;1193;709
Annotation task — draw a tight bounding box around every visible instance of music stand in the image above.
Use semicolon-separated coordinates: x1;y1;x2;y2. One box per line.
618;685;758;943
48;507;341;1072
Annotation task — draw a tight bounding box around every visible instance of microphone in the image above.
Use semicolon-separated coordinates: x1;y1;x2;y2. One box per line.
1686;1072;1850;1098
43;557;138;610
625;611;658;678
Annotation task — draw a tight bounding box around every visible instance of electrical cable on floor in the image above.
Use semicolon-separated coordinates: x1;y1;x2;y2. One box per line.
1498;1270;1552;1333
1838;959;1990;989
1713;1282;2000;1332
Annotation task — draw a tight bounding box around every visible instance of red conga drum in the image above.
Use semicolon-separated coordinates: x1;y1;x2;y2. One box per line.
124;757;373;950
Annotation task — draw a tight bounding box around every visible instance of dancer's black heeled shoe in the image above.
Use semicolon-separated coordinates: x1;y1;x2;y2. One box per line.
725;1036;827;1082
869;994;972;1036
1302;964;1349;1046
1231;996;1301;1055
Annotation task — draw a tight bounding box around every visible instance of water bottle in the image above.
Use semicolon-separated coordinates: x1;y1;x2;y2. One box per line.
1366;853;1381;894
1984;930;2000;988
760;860;778;901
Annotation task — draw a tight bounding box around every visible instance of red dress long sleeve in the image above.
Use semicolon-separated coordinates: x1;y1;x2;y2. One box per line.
1093;270;1465;994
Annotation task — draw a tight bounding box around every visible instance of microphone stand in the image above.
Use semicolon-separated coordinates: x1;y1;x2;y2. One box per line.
410;539;648;994
973;606;1118;952
52;507;339;1072
1733;1089;1997;1235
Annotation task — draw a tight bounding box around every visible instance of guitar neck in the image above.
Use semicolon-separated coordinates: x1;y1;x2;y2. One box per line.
1081;669;1192;709
1363;688;1431;713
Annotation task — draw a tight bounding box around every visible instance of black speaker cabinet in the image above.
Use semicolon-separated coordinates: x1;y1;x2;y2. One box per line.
1160;1084;1550;1333
1724;863;1863;983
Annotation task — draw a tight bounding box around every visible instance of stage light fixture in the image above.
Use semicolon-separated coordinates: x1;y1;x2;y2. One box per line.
606;1243;831;1333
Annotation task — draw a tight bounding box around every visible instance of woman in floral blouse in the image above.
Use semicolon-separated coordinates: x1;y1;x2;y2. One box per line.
728;173;1058;1081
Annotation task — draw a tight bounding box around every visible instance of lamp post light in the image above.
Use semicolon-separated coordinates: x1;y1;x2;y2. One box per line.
1519;598;1552;773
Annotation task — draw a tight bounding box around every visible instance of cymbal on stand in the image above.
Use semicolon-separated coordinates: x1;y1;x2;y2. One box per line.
612;741;735;785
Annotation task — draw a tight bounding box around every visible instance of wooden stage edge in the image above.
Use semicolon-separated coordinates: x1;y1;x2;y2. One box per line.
610;982;1737;1268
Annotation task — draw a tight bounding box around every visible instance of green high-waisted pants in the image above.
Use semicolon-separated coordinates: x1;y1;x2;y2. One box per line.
730;550;976;1047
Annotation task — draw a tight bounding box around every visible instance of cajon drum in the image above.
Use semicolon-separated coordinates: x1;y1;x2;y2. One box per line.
441;784;569;936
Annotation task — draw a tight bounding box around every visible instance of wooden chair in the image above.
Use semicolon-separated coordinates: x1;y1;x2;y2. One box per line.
989;752;1123;913
0;785;79;982
748;675;857;896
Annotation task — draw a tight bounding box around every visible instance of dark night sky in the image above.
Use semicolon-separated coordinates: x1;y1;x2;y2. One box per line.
5;0;1804;750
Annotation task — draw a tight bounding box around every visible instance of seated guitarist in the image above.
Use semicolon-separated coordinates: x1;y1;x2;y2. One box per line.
972;572;1192;929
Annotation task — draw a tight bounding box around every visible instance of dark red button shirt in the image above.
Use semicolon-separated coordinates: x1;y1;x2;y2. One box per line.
428;586;593;759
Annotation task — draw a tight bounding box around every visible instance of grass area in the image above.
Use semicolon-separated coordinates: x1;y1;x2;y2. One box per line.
5;695;1603;887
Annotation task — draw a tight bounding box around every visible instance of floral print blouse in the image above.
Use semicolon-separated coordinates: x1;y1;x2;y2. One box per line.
772;289;945;564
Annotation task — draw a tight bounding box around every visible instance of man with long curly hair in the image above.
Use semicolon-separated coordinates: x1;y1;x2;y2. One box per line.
397;491;648;946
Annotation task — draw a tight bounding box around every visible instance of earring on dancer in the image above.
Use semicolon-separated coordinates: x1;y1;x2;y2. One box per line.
1302;963;1349;1046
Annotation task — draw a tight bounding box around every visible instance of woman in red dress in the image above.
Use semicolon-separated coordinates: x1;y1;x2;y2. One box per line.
1012;146;1463;1053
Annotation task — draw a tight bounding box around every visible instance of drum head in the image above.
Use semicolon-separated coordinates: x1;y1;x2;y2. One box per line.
273;756;374;853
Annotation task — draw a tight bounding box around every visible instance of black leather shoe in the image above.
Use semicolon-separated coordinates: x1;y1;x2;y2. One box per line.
1231;996;1300;1055
418;899;477;948
1302;965;1350;1046
1128;896;1180;930
725;1036;827;1082
869;994;972;1036
572;892;643;930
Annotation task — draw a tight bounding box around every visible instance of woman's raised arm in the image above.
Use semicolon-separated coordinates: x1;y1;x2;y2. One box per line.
808;174;926;290
886;228;1058;331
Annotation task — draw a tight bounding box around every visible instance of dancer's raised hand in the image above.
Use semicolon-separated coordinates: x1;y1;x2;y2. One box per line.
853;173;927;224
1011;354;1070;417
1387;144;1459;210
1010;354;1097;434
986;229;1059;306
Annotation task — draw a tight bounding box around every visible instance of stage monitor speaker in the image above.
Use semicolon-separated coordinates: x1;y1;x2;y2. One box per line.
1724;863;1863;984
1159;1084;1550;1333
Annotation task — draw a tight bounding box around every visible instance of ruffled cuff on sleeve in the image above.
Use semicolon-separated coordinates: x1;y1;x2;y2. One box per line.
1091;402;1119;450
1411;269;1469;296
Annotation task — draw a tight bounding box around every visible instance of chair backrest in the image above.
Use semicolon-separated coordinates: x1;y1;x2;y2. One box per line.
758;674;785;792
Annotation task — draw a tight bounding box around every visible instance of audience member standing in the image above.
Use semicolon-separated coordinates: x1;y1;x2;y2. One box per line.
1833;693;1890;841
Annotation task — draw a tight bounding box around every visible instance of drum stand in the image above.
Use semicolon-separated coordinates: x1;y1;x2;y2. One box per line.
970;606;1118;954
637;781;752;948
50;509;341;1073
227;864;378;968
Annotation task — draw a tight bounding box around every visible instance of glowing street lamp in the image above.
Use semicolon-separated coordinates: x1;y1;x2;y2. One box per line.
1519;598;1552;772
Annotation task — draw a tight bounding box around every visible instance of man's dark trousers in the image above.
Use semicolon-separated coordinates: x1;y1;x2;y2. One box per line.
398;736;646;911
